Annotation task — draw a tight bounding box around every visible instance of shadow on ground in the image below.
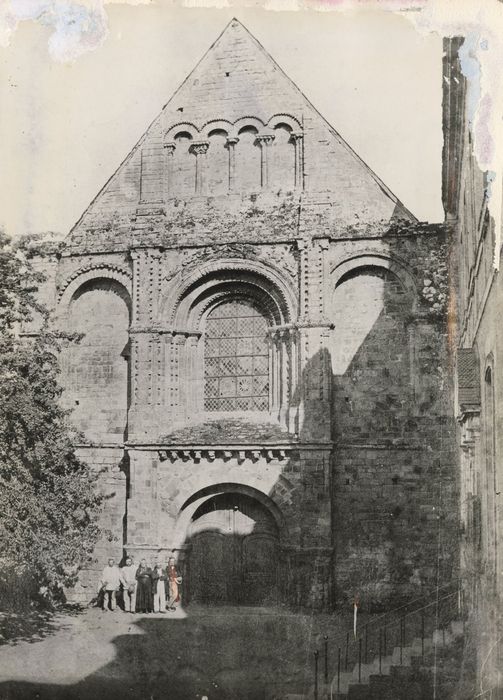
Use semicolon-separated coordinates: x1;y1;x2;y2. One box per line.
0;606;370;700
0;606;83;648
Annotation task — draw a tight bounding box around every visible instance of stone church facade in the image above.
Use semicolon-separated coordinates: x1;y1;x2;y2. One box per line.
39;19;457;609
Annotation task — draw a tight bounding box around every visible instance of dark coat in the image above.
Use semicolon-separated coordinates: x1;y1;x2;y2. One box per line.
151;568;169;595
135;565;153;612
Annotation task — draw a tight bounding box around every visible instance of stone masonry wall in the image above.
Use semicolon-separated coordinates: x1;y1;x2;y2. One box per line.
35;20;459;612
69;447;126;603
326;230;457;608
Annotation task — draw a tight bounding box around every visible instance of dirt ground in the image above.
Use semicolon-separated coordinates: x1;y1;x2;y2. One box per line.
0;604;369;700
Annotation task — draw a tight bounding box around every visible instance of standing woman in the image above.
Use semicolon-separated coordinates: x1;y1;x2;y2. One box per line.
135;559;153;613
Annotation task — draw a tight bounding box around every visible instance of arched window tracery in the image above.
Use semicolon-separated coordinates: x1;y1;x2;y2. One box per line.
203;299;270;412
166;265;297;428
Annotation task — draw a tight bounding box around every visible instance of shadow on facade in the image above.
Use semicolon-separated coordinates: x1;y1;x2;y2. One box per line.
327;258;456;610
0;229;458;698
145;239;456;616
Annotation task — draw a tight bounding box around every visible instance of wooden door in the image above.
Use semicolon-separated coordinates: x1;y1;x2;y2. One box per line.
186;492;279;606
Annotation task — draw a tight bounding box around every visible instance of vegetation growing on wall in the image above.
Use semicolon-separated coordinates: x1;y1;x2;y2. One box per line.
0;231;103;609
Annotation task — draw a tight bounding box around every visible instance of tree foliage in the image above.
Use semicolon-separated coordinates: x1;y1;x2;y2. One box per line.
0;230;103;605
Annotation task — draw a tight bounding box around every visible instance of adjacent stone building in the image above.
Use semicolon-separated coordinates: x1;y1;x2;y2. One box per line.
443;37;503;694
40;19;457;610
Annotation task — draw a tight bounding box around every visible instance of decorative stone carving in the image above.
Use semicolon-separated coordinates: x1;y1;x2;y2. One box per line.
162;243;299;287
57;262;132;301
255;134;275;146
188;141;210;195
255;134;275;187
162;244;255;284
257;244;298;281
189;141;210;156
155;447;294;464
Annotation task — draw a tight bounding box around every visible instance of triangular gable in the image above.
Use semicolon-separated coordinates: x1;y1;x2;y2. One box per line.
70;18;415;240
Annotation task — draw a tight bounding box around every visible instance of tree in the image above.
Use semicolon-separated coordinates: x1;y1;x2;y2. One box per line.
0;230;104;607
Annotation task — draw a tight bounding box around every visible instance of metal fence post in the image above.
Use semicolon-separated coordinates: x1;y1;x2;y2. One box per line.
314;650;319;700
358;637;362;682
421;608;425;660
324;635;328;684
337;647;341;693
379;628;383;675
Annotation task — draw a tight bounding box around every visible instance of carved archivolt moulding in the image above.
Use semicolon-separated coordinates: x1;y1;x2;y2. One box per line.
330;252;418;298
57;262;133;310
164;113;303;143
163;258;297;327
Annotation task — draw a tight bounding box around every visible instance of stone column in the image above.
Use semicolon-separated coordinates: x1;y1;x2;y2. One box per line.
190;141;209;195
296;239;333;443
169;333;188;418
226;136;239;191
256;134;275;188
289;328;300;434
163;141;176;200
268;333;275;414
291;132;304;189
186;334;201;417
272;330;282;419
279;329;290;427
128;248;163;432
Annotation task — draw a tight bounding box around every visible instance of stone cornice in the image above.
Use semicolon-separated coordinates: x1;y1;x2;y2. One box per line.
129;325;201;337
268;321;334;332
124;443;333;458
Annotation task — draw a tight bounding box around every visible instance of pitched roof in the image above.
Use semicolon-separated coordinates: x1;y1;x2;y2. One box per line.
69;18;415;243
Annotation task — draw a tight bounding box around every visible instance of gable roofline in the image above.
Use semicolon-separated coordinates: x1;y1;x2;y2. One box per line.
68;17;244;238
227;18;416;221
68;16;416;237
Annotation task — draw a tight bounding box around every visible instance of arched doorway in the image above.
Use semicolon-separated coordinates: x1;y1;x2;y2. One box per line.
185;492;280;606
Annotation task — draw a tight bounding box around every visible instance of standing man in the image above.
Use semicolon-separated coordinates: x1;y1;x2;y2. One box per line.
120;556;137;613
151;562;168;613
99;557;121;612
167;556;183;611
135;559;153;613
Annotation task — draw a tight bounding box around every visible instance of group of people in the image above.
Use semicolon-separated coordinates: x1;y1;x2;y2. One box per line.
98;556;182;613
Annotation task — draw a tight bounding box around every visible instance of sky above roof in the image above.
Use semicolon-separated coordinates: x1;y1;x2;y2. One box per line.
0;5;443;238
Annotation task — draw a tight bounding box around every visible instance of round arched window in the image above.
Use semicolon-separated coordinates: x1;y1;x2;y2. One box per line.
204;300;269;412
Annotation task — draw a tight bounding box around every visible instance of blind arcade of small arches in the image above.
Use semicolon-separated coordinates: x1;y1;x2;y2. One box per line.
161;120;304;198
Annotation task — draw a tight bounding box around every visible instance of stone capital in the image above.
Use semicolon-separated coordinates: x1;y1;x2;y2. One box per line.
256;134;275;147
190;141;210;156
